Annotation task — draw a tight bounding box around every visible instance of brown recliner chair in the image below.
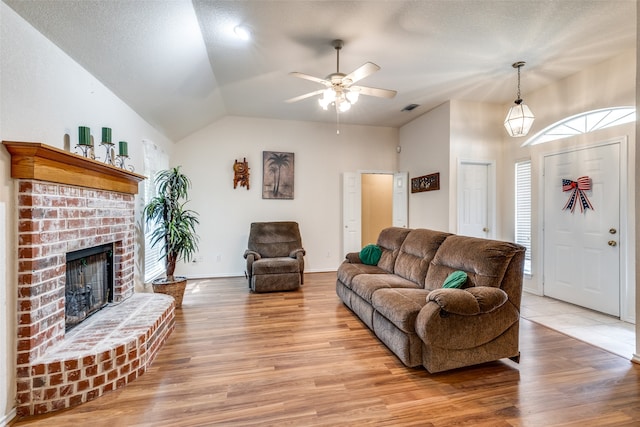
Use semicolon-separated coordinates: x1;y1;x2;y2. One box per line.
243;221;305;292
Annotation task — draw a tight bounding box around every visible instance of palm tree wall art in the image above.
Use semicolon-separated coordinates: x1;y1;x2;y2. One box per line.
262;151;294;199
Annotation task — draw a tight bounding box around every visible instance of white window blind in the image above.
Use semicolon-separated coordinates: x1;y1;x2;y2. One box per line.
143;140;169;283
515;160;532;275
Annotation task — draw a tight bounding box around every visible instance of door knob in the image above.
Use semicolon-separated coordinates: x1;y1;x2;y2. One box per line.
609;228;617;234
608;240;617;247
482;227;489;232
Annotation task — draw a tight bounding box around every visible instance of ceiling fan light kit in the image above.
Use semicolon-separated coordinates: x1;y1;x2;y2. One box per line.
504;61;535;137
287;39;397;117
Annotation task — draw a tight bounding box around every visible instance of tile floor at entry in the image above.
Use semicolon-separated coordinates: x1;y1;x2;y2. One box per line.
521;292;635;359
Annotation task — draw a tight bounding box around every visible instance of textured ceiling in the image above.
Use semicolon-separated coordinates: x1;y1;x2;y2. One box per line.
4;0;636;141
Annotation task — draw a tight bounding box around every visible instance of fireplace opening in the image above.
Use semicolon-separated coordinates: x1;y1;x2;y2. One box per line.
65;243;114;330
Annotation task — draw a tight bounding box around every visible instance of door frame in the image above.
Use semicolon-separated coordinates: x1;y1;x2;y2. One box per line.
538;137;632;322
456;159;496;239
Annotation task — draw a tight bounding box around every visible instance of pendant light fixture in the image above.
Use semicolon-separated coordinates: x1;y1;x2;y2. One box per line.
504;61;535;137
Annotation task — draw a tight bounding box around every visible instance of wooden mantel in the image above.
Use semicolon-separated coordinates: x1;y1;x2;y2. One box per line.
3;141;145;194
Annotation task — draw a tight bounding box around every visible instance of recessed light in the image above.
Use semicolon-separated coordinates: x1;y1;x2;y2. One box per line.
234;25;250;40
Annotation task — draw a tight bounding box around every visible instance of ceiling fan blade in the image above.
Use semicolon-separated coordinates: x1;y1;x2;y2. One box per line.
285;89;325;103
343;62;380;85
352;85;397;99
289;72;329;85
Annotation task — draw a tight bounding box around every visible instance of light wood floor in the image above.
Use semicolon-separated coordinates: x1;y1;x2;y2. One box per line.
12;272;640;427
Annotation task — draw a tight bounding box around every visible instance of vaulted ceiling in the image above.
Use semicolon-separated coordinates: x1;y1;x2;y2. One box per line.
4;0;636;141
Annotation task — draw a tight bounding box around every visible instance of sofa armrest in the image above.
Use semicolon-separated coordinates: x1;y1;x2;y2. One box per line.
243;250;261;261
416;287;518;350
427;287;508;316
344;252;362;264
243;250;261;283
289;248;306;258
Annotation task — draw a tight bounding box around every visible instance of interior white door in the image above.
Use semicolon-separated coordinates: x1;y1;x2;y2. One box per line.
392;172;408;228
543;143;620;316
458;162;490;238
342;172;362;255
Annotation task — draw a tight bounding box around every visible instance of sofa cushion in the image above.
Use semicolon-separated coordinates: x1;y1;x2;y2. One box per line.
425;235;522;291
376;227;412;273
393;229;451;286
252;257;300;275
336;262;388;289
351;274;419;303
371;288;430;333
247;221;303;258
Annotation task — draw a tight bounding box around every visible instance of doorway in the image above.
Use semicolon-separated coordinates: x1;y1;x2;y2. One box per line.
342;172;408;255
542;142;621;316
361;174;393;245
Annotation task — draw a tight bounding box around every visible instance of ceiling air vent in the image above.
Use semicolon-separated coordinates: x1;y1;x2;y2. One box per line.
401;104;419;112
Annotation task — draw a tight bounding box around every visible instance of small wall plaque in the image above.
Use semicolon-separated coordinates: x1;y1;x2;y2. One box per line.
411;172;440;193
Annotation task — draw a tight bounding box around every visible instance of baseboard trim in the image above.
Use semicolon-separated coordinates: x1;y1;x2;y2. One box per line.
184;269;337;280
1;407;17;427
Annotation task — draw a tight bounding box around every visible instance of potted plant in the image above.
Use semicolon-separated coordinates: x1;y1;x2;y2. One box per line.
143;166;199;308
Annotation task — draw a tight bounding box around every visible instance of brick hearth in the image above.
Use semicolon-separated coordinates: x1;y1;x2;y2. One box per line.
4;141;176;418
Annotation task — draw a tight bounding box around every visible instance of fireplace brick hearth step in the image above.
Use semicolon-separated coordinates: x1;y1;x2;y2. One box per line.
16;293;175;418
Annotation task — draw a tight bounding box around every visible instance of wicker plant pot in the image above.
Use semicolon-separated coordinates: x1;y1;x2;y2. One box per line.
152;276;187;308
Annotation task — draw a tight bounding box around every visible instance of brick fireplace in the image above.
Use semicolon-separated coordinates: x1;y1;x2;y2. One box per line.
4;141;176;418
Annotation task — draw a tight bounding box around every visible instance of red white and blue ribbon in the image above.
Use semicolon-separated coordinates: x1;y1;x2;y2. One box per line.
562;176;594;213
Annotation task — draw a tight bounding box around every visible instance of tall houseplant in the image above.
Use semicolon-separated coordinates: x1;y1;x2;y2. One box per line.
144;166;199;308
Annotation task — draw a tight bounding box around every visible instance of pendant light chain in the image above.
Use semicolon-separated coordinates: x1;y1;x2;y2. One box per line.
516;64;521;101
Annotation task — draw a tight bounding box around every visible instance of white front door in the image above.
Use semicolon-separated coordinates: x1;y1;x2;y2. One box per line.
543;143;620;316
458;162;492;238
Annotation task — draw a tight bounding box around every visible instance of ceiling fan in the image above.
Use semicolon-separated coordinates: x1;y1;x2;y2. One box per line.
285;39;397;113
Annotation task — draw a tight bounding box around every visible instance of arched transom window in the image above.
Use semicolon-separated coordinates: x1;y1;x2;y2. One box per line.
523;106;636;146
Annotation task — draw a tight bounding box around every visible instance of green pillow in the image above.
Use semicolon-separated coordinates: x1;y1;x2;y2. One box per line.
359;244;382;265
442;270;467;288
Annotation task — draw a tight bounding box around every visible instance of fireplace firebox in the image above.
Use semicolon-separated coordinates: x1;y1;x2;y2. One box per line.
65;243;114;330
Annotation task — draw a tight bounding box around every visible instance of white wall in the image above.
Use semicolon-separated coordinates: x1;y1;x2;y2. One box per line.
398;102;451;231
173;116;398;278
449;99;505;236
0;4;174;423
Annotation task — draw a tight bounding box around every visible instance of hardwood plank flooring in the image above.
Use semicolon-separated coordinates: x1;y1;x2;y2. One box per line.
11;272;640;426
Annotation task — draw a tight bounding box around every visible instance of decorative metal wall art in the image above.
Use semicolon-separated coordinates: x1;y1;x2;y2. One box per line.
233;157;250;189
411;172;440;193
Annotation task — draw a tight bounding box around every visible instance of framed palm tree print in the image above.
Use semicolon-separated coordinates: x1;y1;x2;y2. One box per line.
262;151;294;199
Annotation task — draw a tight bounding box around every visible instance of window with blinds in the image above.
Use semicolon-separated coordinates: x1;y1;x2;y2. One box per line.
143;140;169;283
515;160;532;275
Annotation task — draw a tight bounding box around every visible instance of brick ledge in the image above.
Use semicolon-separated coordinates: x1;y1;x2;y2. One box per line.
16;293;175;418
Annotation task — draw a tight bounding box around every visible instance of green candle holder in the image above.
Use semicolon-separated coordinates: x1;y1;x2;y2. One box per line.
100;141;115;165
